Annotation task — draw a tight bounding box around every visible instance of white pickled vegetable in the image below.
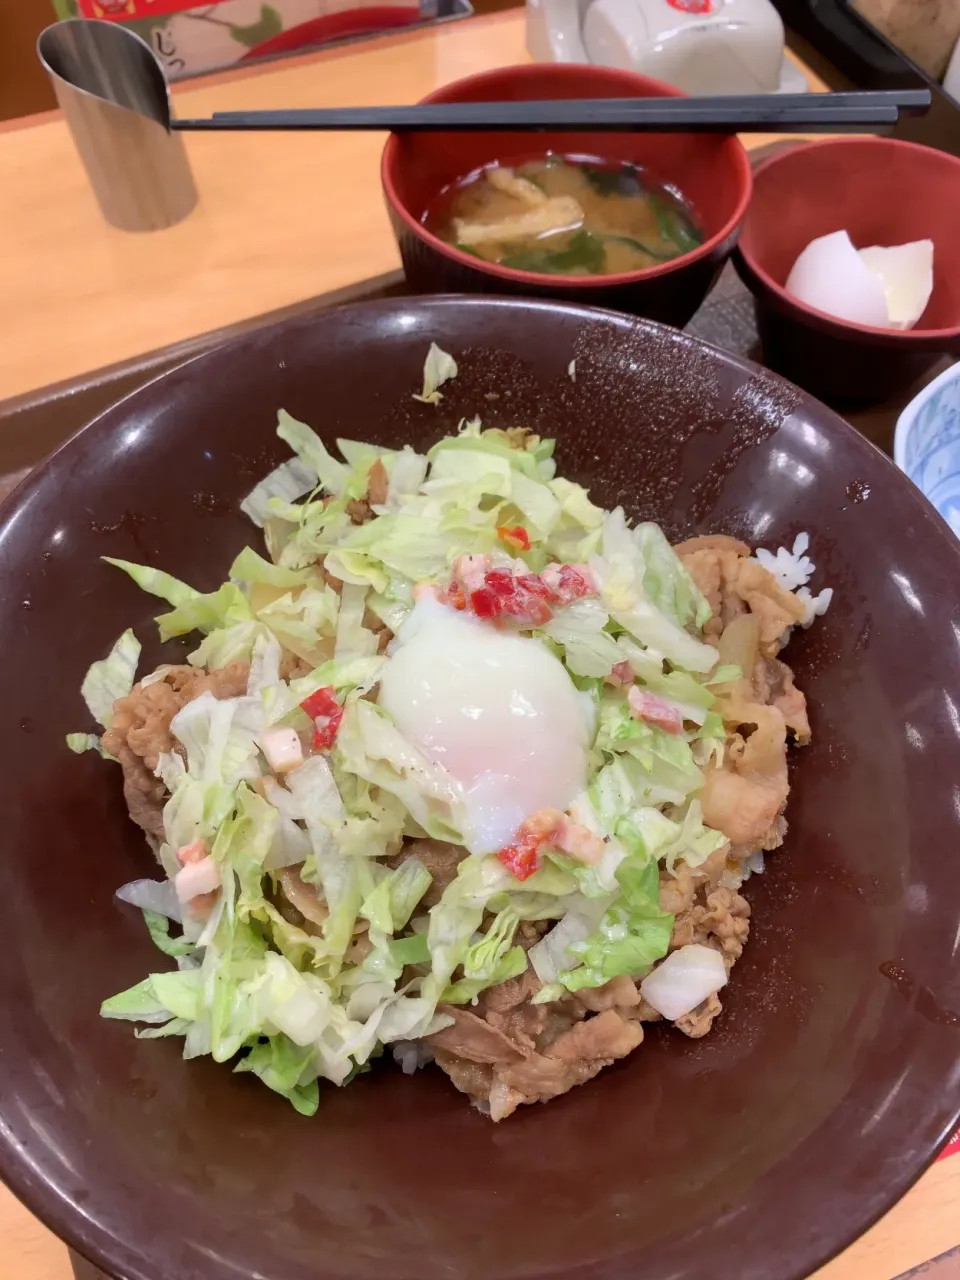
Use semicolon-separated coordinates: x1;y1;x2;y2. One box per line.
259;726;303;774
640;943;728;1020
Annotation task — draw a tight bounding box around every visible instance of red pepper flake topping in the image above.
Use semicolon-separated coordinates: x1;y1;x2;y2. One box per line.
606;660;634;688
452;562;598;629
628;687;683;735
541;563;594;606
497;826;546;881
469;586;502;620
300;686;344;751
496;525;531;552
431;559;596;629
497;807;605;880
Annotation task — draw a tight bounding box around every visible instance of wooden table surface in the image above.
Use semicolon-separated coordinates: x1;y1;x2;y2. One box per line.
0;9;833;407
0;9;958;1280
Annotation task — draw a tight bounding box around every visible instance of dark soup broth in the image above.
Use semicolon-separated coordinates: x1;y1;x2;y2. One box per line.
425;154;703;277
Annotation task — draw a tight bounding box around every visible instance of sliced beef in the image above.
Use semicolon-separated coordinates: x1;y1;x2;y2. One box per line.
432;1049;493;1103
112;744;167;851
102;661;250;847
345;457;389;525
753;657;811;744
546;1008;644;1062
480;966;542;1013
674;535;805;654
277;866;329;931
670;886;750;968
428;1006;528;1065
575;974;641;1014
701;759;788;847
427;987;646;1121
674;992;723;1039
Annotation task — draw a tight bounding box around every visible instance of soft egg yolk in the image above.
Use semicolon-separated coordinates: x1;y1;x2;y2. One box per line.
378;597;594;854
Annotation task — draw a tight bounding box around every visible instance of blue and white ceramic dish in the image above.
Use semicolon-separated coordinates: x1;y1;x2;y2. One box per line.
894;361;960;538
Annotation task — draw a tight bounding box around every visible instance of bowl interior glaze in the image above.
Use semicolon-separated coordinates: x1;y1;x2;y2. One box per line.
0;297;959;1280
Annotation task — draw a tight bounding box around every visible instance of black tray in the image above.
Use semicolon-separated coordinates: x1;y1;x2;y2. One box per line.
778;0;960;154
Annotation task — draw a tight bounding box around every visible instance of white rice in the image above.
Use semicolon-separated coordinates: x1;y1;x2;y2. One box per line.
392;1041;434;1075
753;532;833;628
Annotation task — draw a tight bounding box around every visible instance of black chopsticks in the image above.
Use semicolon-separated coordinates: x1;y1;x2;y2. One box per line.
172;89;931;134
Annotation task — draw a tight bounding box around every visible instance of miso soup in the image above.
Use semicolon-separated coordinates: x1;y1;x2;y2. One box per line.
426;154;703;277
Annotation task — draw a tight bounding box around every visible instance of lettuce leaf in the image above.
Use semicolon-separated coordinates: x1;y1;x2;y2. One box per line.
104;557;199;608
80;628;140;727
211;784;278;918
240;457;318;528
442;907;525;1003
634;522;712;631
335;699;465;841
334;583;378;660
413;342;458;405
360;858;432;934
155;583;253;642
142;909;195;959
559;855;673;992
592;509;717;674
234;1035;320;1115
188;621;270;670
276;410;349;495
285;758;375;974
229;546;318;590
66;732;116;759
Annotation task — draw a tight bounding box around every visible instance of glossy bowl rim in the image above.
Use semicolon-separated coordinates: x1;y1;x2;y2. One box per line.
738;136;960;344
380;62;753;289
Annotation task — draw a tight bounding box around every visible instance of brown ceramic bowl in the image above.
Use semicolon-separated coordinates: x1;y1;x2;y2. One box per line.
1;297;959;1280
382;63;752;328
735;137;960;407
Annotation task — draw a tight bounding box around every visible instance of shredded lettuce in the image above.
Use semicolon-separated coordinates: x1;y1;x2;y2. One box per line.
277;410;349;495
591;509;717;674
240;457;317;528
413;342;458;404
360;858;432;934
442;907;525;1004
335;699;465;841
559;855;673;993
80;628;140;728
142;909;195;959
90;395;750;1115
66;732;116;759
234;1035;320;1115
156;583;253;642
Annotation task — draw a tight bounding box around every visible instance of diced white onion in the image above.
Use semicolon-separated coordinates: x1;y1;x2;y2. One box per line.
259;726;303;774
747;850;765;875
174;857;221;903
640;944;728;1020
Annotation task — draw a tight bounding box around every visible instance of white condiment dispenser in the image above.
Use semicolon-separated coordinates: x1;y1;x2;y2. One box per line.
526;0;808;95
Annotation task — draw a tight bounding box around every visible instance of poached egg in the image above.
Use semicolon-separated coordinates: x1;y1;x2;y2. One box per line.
378;597;593;854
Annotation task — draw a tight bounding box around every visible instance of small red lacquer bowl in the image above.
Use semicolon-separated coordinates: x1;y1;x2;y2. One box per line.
735;136;960;407
382;62;752;329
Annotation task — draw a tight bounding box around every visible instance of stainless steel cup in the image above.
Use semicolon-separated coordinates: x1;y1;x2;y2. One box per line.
37;19;197;232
